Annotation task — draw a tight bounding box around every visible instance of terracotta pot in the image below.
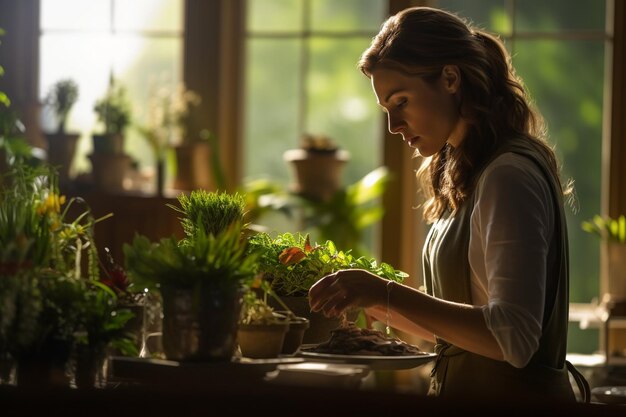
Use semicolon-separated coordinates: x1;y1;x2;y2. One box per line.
88;152;132;192
237;321;289;359
270;296;356;344
283;148;350;201
45;132;80;184
275;313;310;354
92;133;125;154
160;285;244;362
173;142;214;191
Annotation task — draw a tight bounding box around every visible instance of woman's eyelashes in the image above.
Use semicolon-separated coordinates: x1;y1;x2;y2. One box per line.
396;98;408;109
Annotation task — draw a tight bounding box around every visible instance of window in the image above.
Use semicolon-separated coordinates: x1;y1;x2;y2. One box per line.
39;0;184;191
242;0;387;249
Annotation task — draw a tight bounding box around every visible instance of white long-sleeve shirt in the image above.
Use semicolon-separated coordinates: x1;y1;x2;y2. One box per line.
469;152;556;368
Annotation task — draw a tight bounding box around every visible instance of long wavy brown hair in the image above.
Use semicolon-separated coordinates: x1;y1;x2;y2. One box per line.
359;7;569;223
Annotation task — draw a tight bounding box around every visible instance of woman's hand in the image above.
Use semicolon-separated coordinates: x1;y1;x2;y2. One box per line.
308;269;388;317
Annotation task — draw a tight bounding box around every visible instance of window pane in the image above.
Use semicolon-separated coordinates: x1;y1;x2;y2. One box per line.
307;37;381;185
310;0;388;32
40;34;113;176
515;0;606;32
244;38;300;185
40;1;184;191
247;0;303;32
437;0;511;35
41;0;111;31
512;39;604;305
114;0;183;32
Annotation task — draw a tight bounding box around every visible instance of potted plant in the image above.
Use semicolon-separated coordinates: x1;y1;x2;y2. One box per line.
582;215;626;305
237;286;290;359
246;232;407;343
89;77;133;191
137;81;202;195
123;190;258;362
43;78;80;185
237;278;310;358
0;151;135;388
283;133;351;202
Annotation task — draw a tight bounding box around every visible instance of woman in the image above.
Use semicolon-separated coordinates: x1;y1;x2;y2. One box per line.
308;7;588;402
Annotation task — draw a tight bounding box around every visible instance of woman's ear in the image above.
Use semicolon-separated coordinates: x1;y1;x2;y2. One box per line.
440;65;461;94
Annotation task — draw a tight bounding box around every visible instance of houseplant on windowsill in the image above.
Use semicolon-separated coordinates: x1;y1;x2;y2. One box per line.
89;77;133;192
283;134;351;202
123;190;258;362
43;78;80;186
246;232;407;343
137;81;202;195
582;214;626;306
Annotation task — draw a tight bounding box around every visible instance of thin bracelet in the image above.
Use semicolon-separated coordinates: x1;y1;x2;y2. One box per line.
385;280;394;335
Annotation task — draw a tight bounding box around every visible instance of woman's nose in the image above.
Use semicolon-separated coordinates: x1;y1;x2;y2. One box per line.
387;113;404;134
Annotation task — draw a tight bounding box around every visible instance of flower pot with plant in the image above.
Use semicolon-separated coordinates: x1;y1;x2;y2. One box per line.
89;78;133;191
237;278;310;358
237;287;290;359
43;78;80;185
137;81;202;195
123;190;258;362
283;134;350;202
246;232;407;344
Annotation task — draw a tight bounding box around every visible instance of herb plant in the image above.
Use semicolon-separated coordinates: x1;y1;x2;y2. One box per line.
247;232;408;297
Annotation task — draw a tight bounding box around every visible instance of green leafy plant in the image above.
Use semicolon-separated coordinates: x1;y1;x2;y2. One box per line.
242;166;390;258
45;78;79;134
0;152;133;364
124;191;257;292
93;78;132;136
168;190;246;240
76;281;138;356
582;214;626;243
0;28;9;109
124;221;258;291
247;232;407;297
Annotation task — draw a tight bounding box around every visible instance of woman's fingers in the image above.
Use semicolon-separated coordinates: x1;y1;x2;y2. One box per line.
309;273;339;311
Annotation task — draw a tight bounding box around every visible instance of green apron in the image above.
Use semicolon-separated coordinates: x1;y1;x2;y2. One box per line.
423;139;584;402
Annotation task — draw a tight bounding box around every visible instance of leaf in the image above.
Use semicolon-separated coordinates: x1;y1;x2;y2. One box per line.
347;166;390;205
278;247;307;266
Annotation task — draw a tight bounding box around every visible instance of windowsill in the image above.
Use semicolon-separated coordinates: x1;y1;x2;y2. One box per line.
570;302;626;329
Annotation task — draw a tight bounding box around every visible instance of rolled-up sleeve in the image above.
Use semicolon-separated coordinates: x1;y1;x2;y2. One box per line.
471;154;553;368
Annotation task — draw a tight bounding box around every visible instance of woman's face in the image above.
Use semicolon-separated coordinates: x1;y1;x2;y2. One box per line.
370;66;465;157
